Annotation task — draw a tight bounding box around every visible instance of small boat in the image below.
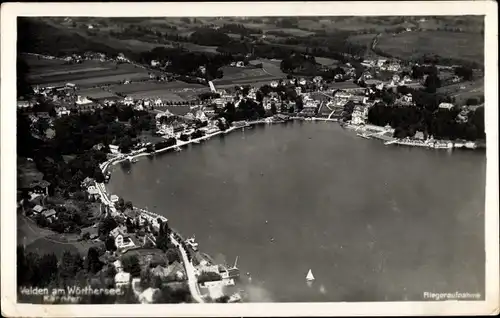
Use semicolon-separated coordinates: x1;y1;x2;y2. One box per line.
130;158;139;163
174;146;182;152
306;269;315;282
192;139;200;144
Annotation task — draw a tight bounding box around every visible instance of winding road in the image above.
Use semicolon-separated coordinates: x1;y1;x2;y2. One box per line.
96;157;205;303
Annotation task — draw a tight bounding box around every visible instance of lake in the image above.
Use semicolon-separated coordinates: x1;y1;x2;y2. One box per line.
107;121;486;302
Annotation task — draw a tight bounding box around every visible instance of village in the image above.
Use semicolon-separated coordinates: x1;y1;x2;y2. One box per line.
17;45;485;304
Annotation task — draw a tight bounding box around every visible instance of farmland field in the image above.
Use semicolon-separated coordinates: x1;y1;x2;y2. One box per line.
218;66;269;80
28;68;141;84
127;90;187;101
347;33;378;46
315;57;340;66
110;81;206;101
111;81;205;94
78;88;120;100
438;78;484;106
376;31;484;64
23;56;154;88
37;73;151;89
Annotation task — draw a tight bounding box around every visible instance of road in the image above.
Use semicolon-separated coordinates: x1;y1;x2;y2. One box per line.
96;158;205;303
170;233;205;303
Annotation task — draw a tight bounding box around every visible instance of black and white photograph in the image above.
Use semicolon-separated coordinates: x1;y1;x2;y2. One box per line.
1;1;498;317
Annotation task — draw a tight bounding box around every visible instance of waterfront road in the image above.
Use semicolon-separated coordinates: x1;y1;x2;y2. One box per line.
170;233;205;303
95;161;205;303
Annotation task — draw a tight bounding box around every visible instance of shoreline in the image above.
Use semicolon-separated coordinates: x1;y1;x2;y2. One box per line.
98;117;483;226
93;116;483;303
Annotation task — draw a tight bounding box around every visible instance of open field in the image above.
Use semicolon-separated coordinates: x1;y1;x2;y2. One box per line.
347;33;378;46
111;81;205;95
178;42;219;53
438;78;484;106
111;81;208;102
376;31;484;65
128;90;187;101
78;88;120;100
36;73;152;89
28;68;142;85
214;74;282;86
214;60;286;85
110;81;206;101
17;214;102;258
315;57;340;66
24;57;154;88
219;66;269;80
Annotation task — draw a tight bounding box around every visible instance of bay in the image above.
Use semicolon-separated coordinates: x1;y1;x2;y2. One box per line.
108;122;486;302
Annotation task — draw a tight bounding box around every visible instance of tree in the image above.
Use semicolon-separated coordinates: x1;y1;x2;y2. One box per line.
58;251;84;286
105;235;117;252
126;218;134;233
125;201;133;210
424;74;441;93
117;198;125;212
122;255;141;278
166;249;180;265
85;247;103;274
38;253;58;287
270;102;277;115
98;216;118;237
140;269;152;289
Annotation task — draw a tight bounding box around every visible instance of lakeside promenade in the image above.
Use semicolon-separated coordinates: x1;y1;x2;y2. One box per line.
96;156;206;302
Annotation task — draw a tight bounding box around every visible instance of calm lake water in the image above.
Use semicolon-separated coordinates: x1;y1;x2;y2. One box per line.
108;122;486;302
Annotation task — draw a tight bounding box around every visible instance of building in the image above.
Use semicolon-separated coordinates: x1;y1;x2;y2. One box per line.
387;63;402;72
438;102;455;110
403;93;413;103
56;106;71;117
41;209;57;222
361;60;375;68
313;76;323;84
86;186;100;201
151;265;170;279
110;194;120;203
139;288;160;304
109;145;120;154
377;59;387;67
123;96;134;106
23;180;51;196
110;226;136;250
17;100;34;109
76;95;93;106
32;205;46;216
114;271;131;288
351;105;367;125
113;260;123;272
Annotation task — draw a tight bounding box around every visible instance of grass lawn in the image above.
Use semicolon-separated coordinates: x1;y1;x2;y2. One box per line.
438;78;484;106
376;31;484;65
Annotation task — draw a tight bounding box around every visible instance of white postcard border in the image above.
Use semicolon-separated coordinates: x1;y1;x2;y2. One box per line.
1;2;498;317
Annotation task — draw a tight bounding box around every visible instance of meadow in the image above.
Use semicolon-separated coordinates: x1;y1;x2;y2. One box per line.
375;31;484;65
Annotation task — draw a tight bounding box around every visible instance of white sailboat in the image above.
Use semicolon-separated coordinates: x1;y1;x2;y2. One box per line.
306;269;315;282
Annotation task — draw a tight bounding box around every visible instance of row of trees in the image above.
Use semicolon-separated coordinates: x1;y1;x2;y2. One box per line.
367;102;485;141
138;46;232;80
